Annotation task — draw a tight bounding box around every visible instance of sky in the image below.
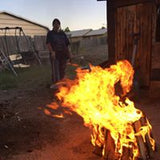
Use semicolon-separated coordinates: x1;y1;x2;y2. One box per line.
0;0;106;31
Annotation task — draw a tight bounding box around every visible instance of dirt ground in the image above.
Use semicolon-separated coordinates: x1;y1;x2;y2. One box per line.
0;45;107;160
0;79;160;160
0;85;101;160
0;45;160;160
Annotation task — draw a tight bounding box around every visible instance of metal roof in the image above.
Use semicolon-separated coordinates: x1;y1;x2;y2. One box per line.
84;28;107;37
0;11;49;31
66;29;92;38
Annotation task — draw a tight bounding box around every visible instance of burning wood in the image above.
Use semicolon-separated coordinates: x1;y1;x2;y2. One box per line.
46;60;156;160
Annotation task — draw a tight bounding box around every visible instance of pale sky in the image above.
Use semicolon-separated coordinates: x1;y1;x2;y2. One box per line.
0;0;107;31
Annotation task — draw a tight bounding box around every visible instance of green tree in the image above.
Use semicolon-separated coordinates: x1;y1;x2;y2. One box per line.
101;26;106;29
64;27;70;32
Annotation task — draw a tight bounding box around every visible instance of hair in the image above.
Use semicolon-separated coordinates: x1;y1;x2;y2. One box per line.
52;18;61;26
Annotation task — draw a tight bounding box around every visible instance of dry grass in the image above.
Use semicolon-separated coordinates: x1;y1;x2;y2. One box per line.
0;44;108;90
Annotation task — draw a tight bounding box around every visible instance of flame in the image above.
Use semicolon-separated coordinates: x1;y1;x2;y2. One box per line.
67;62;79;67
52;113;64;118
44;108;64;119
44;103;64;119
50;60;155;159
44;109;52;116
46;102;59;110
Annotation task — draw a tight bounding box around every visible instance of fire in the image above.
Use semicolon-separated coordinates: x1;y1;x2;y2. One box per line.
49;60;155;159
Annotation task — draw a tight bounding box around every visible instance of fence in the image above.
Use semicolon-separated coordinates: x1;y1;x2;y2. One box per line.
71;36;107;55
0;35;107;64
33;36;49;60
0;35;50;64
80;36;107;48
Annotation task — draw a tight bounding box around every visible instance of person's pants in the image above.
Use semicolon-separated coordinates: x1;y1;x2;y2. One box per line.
50;58;67;83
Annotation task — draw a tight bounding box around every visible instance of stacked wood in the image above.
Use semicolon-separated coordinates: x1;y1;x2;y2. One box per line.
93;129;132;160
140;116;156;159
133;119;149;160
103;130;119;160
103;130;134;160
93;115;156;160
134;115;156;160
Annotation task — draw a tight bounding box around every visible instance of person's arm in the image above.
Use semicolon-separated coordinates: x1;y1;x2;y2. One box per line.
63;32;73;60
67;46;73;61
46;31;55;59
47;43;55;60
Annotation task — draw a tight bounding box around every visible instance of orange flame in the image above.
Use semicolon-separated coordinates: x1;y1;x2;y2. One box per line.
51;60;155;159
52;113;64;118
46;102;59;110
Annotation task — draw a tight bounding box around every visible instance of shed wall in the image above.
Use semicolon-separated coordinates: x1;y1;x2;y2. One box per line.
0;13;48;36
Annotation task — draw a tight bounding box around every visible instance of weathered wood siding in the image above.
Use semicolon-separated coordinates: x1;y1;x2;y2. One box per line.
114;2;152;86
0;13;48;37
70;37;84;42
109;0;153;8
152;4;160;69
0;36;34;54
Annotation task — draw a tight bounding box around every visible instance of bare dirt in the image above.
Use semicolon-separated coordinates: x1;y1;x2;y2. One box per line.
0;81;103;160
0;80;160;160
0;44;160;160
0;44;108;160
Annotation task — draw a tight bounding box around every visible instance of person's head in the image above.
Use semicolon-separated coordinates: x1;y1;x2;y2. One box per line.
52;18;61;31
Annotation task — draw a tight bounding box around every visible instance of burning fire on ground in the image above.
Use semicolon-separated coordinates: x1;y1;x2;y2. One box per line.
45;60;155;160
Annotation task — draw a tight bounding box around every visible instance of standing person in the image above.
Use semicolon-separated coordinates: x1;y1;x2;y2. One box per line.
46;18;71;88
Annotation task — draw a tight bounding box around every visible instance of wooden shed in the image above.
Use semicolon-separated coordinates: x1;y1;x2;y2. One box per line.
0;11;49;37
102;0;160;87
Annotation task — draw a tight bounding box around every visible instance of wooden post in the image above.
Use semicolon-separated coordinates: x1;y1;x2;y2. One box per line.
133;120;149;160
93;118;153;159
92;125;103;156
103;130;120;160
140;116;155;159
121;146;133;160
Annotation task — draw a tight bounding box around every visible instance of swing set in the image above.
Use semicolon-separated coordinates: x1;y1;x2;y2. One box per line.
0;27;41;76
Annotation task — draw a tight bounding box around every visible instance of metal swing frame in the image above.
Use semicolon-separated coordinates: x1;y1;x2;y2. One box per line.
0;27;41;75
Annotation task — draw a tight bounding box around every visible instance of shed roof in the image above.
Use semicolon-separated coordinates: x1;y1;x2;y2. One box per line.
0;11;49;31
66;29;92;38
84;28;107;37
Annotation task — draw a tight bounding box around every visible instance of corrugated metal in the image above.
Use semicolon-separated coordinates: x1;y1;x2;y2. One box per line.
84;28;107;37
66;29;91;38
0;12;49;37
0;12;48;30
